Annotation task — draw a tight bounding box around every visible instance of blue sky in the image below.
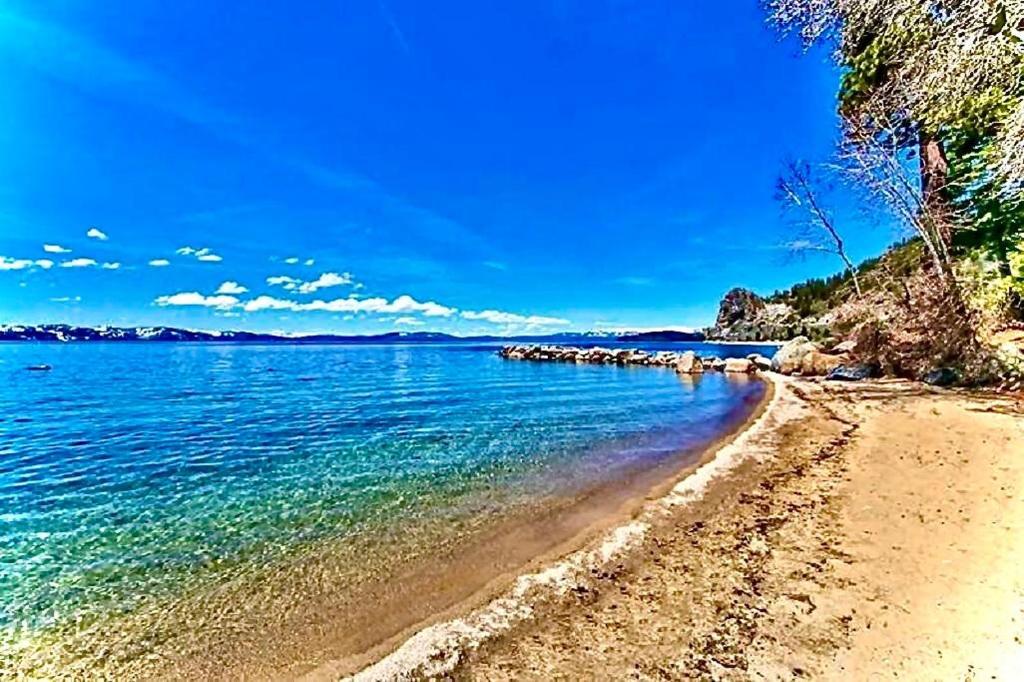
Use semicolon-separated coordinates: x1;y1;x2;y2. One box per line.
0;1;897;335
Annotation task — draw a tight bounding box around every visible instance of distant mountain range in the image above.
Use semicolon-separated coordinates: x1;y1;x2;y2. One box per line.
0;324;706;344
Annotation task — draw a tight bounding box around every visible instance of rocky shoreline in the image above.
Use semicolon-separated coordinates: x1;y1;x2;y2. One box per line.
498;345;772;374
498;338;869;380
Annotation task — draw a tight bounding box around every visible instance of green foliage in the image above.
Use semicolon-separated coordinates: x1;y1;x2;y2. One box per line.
944;88;1024;278
768;239;923;317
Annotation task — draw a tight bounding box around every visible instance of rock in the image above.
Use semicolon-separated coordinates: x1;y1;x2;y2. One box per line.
709;357;727;371
624;349;651;365
747;353;772;371
710;288;766;340
770;336;820;375
923;367;959;387
826;364;876;382
831;339;857;354
652;351;680;366
799;350;847;376
716;288;765;328
724;358;756;373
675;351;704;374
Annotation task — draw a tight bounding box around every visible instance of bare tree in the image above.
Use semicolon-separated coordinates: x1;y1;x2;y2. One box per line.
836;112;962;280
768;0;1024;210
777;160;863;296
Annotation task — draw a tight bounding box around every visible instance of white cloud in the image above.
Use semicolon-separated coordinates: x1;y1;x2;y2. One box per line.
267;275;301;290
232;293;455;317
86;227;108;240
379;294;455;317
0;257;53;271
60;258;97;268
215;280;248;295
297;271;353;294
176;246;222;262
154;292;239;309
50;296;81;303
43;244;71;253
149;289;557;330
149;258;170;267
461;310;569;326
268;271;357;294
280;256;315;266
101;262;121;270
242;295;297;312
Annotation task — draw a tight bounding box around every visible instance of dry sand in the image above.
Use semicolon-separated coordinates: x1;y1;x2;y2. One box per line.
347;377;1024;681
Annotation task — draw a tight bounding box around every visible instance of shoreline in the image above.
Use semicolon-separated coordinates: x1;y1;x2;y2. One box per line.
14;369;770;680
343;377;1024;680
291;375;774;680
326;375;787;680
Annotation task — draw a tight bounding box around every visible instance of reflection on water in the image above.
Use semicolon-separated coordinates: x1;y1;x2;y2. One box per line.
0;342;767;675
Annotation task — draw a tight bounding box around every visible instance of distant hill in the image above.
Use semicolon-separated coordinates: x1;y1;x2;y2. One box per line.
0;325;705;345
616;330;704;343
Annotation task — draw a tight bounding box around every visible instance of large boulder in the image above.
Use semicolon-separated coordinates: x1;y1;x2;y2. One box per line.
923;367;959;387
702;356;722;370
800;350;848;376
770;336;820;375
724;357;756;373
675;351;704;374
826;364;877;382
747;353;772;371
831;339;858;354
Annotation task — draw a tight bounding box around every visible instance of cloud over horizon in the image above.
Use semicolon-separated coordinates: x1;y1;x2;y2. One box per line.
152;287;568;329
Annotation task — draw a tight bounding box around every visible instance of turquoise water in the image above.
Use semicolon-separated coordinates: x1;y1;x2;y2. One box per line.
0;341;768;670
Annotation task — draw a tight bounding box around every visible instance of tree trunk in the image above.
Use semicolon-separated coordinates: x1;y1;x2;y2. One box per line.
919;131;953;250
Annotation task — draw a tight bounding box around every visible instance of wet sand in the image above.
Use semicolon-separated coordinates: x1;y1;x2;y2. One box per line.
347;377;1024;680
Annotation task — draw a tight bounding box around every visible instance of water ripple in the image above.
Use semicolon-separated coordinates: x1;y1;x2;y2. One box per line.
0;341;769;665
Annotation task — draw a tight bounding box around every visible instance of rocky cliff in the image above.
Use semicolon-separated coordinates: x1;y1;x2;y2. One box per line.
707;288;827;342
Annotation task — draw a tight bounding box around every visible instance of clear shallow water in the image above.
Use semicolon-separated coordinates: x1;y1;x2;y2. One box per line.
0;341;769;669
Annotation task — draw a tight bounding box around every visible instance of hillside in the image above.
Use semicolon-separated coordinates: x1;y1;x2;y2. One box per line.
707;240;924;342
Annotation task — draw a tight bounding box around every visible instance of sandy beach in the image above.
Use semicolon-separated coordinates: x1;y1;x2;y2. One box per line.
342;376;1024;680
